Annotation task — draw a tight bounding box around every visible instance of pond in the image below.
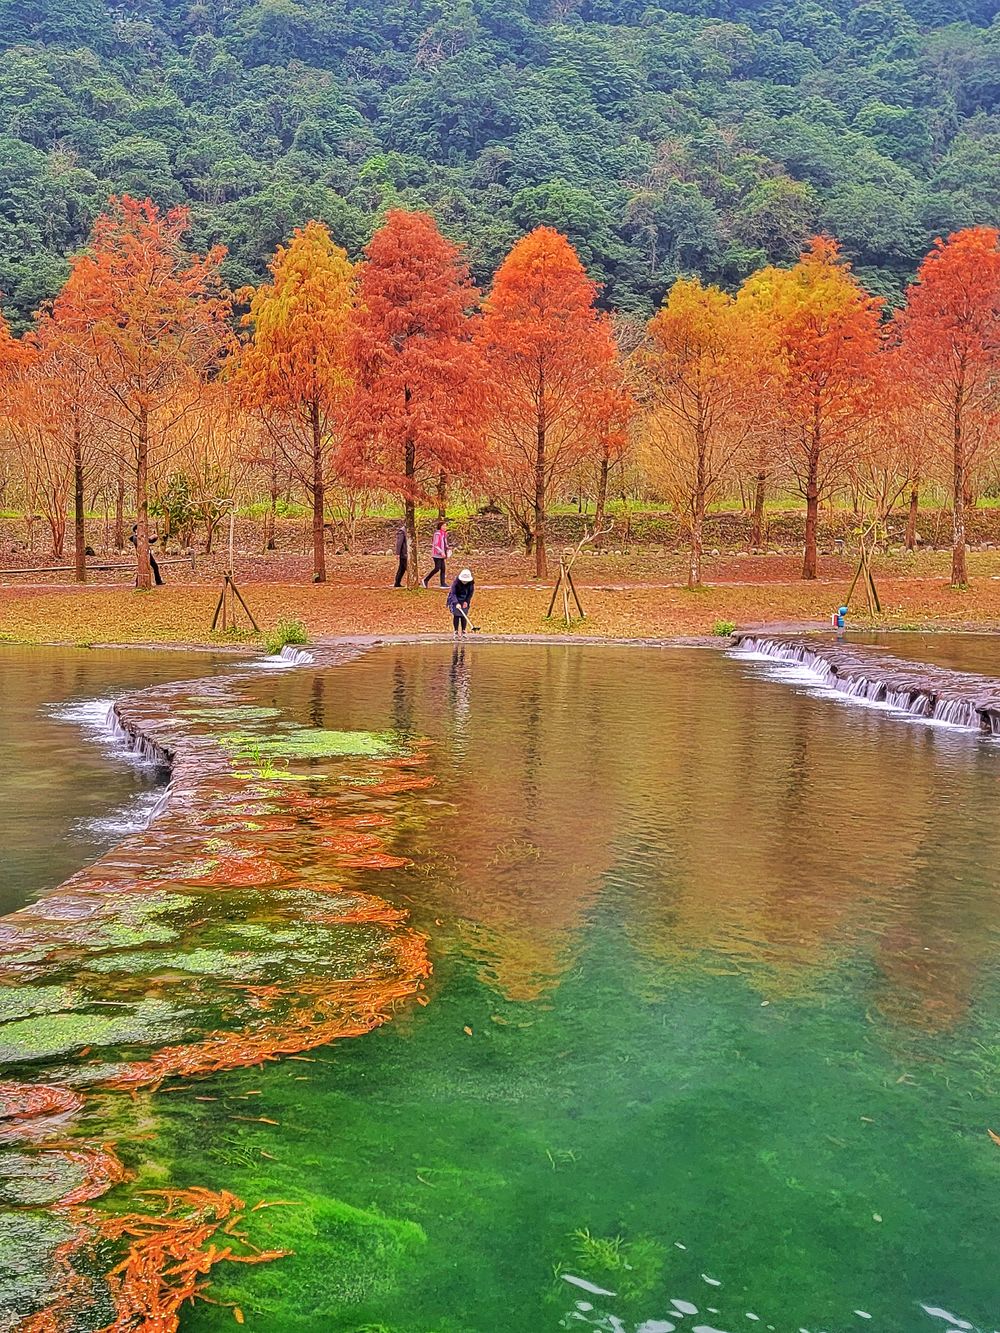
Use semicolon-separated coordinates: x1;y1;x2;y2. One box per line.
1;643;998;1333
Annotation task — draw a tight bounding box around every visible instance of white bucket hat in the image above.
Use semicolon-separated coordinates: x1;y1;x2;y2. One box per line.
459;569;473;582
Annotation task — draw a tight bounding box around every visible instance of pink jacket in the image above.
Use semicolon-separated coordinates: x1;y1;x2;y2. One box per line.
432;528;450;558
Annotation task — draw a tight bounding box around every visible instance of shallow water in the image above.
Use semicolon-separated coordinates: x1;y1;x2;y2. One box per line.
0;646;229;913
4;642;1000;1331
849;631;1000;677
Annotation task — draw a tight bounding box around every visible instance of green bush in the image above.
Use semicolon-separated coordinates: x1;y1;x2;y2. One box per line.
712;619;737;637
263;618;308;655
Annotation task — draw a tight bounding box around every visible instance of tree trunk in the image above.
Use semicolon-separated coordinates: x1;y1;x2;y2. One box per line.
534;384;547;580
750;470;766;549
802;417;820;580
436;470;447;521
905;481;919;551
594;449;610;547
404;435;418;590
264;467;277;551
311;400;326;583
952;389;967;586
50;512;65;561
688;427;706;588
114;470;125;550
136;410;152;589
73;424;86;583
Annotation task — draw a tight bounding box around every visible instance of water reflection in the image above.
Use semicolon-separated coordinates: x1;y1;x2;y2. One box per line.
255;644;1000;1031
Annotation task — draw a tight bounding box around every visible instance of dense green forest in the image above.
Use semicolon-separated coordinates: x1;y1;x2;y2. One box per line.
0;0;997;327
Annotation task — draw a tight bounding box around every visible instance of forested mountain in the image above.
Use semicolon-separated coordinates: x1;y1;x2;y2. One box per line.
0;0;998;327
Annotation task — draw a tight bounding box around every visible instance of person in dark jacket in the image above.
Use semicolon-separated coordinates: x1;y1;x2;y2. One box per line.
128;524;163;586
393;522;408;587
446;568;474;636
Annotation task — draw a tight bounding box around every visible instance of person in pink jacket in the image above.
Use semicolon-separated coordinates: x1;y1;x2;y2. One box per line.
422;520;451;588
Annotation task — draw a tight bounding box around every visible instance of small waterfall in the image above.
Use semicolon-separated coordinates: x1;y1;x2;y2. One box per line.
106;702;173;767
731;634;1000;736
279;644;314;665
249;644;315;669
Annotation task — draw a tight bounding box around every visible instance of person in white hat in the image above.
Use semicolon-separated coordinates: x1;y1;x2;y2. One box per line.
446;568;475;636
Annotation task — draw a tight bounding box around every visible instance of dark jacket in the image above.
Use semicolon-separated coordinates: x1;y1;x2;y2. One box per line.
447;577;474;614
395;525;407;558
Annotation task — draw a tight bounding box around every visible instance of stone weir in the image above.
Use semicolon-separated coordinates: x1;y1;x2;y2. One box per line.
732;633;1000;735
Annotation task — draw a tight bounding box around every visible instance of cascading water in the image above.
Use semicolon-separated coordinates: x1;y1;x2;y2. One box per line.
732;634;1000;736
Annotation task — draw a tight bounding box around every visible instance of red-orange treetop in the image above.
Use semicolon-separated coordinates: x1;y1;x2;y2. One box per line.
895;226;1000;584
53;196;233;422
477;226;624;576
345;209;483;500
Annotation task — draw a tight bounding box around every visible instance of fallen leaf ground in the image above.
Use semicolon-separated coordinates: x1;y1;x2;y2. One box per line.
4;549;1000;648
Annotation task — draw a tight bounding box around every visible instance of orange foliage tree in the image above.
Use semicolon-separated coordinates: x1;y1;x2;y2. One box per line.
11;307;106;579
896;227;1000;586
477;227;625;578
641;277;759;587
738;237;883;579
54;196;232;588
345;210;483;586
236;221;354;583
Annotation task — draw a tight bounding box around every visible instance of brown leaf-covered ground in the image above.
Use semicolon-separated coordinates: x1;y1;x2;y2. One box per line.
3;549;1000;647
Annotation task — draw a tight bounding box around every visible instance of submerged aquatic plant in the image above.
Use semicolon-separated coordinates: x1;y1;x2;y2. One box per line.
96;1187;289;1329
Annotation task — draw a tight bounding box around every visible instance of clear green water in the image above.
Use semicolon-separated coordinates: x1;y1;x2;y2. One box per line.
0;646;228;912
5;643;1000;1332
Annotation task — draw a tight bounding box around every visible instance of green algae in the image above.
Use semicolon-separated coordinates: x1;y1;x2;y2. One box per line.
208;1196;426;1317
0;998;183;1063
0;985;77;1024
84;919;178;950
84;947;286;979
0;1211;80;1318
0;1150;89;1207
221;729;402;761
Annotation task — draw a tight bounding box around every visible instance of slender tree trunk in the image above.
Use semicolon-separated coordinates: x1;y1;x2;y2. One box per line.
50;512;65;561
802;416;820;580
594;448;610;546
114;469;125;550
73;423;86;583
136;410;151;589
404;435;418;589
688;429;706;589
905;480;919;551
534;381;547;580
750;470;766;549
311;400;326;583
436;470;447;521
264;463;277;551
952;388;967;587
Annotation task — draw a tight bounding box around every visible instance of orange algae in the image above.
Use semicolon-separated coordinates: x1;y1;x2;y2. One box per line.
0;1082;83;1123
315;831;385;853
368;775;436;795
335;852;412;870
98;931;430;1092
182;857;291;887
94;1188;289;1333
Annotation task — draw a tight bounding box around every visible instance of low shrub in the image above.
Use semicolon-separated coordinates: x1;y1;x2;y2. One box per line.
712;619;736;637
263;618;308;655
